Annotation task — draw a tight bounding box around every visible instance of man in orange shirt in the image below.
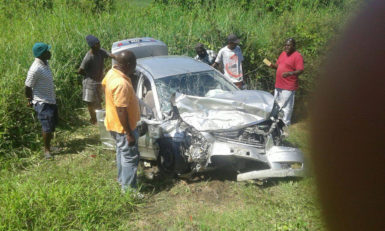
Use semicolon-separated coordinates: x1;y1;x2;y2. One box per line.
102;50;141;192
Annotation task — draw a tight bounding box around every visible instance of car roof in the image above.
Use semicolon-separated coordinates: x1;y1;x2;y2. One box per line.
137;55;213;79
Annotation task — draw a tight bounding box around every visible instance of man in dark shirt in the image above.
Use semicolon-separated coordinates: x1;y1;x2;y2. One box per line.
77;35;115;124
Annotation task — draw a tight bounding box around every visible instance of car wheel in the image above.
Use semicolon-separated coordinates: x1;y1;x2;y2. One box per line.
157;143;176;178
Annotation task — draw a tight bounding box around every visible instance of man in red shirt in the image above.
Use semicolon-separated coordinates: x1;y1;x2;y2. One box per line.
269;38;304;127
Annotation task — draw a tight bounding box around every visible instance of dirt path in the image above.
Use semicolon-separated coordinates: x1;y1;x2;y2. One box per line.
130;174;243;229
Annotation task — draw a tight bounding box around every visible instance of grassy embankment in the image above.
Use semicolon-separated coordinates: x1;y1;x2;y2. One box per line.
1;110;321;230
0;0;359;229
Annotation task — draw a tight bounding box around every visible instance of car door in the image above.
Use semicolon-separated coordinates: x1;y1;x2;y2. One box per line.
135;72;161;161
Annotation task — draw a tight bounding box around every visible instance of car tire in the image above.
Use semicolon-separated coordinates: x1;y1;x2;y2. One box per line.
157;149;176;178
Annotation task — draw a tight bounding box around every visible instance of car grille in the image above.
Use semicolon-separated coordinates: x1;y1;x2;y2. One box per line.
212;131;265;148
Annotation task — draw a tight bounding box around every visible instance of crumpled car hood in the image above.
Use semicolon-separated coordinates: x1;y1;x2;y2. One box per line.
175;90;274;131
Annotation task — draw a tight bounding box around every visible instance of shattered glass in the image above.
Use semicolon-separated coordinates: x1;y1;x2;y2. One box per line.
155;71;237;113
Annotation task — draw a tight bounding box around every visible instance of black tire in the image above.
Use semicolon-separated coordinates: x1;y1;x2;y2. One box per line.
156;147;176;178
156;138;190;178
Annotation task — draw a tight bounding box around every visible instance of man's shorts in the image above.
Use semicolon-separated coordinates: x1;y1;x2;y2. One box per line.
82;78;102;105
34;103;58;133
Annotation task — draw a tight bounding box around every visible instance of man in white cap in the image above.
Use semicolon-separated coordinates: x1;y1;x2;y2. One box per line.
212;34;244;88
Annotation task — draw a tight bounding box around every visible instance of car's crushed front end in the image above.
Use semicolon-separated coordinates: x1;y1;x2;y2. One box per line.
100;38;305;181
172;90;305;181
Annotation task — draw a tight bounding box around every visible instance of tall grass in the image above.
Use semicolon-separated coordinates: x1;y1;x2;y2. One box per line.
0;148;139;230
0;0;359;161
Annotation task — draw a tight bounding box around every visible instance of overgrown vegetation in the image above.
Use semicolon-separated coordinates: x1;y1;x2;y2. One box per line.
0;0;359;161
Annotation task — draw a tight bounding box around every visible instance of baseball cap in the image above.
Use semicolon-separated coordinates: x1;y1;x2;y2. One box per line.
32;42;51;58
227;34;240;44
86;35;100;47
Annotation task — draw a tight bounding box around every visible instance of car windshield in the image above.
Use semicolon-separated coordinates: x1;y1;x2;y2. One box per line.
155;71;238;113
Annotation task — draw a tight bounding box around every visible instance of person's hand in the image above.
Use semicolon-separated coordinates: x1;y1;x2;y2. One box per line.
126;133;136;146
282;72;292;78
27;99;33;108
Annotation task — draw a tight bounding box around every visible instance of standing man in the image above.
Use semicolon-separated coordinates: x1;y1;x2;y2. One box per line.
269;38;304;127
212;34;244;88
78;35;115;124
25;42;57;159
194;43;217;65
102;50;141;192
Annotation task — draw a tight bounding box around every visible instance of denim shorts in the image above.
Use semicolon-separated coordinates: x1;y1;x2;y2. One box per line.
34;102;58;133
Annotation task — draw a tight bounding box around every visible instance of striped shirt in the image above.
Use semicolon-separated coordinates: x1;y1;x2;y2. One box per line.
194;49;217;65
25;58;56;104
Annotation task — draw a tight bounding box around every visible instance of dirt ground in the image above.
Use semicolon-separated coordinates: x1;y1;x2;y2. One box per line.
129;169;243;229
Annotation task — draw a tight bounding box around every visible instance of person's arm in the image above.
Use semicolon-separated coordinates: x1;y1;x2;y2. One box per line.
77;68;86;76
25;67;37;107
239;48;244;63
25;86;33;107
282;69;303;77
113;82;136;145
270;63;278;69
116;107;135;145
212;62;220;69
282;54;304;77
101;48;116;59
269;53;280;69
212;49;222;70
77;52;89;76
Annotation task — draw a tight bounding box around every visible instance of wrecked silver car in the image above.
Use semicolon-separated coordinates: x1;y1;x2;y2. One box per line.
98;38;304;181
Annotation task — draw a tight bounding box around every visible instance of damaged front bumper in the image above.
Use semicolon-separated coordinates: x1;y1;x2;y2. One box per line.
207;141;304;181
236;146;305;181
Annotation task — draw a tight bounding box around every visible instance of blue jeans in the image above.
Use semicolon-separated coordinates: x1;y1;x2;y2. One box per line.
110;129;140;190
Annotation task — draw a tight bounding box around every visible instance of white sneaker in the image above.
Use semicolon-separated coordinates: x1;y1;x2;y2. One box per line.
133;192;144;200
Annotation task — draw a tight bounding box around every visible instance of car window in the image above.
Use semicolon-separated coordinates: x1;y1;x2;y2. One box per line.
155;71;238;113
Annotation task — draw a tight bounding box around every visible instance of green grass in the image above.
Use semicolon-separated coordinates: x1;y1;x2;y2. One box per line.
0;111;142;230
0;109;324;230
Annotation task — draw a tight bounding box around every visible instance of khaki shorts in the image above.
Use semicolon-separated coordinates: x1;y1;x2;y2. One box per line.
82;78;102;105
